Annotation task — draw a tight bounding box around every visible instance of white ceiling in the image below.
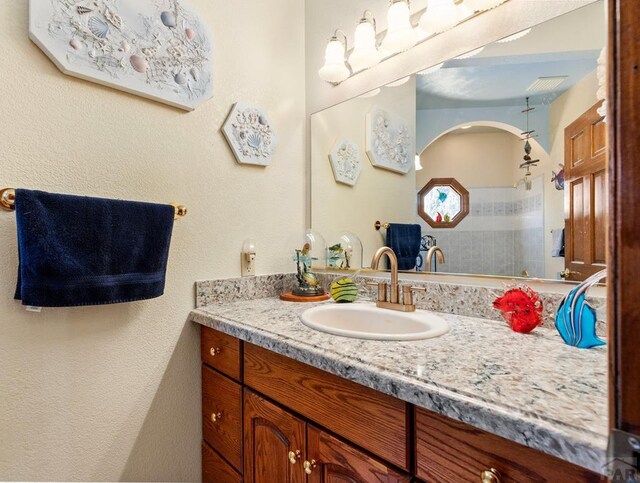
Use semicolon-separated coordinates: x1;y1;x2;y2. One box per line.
416;1;605;110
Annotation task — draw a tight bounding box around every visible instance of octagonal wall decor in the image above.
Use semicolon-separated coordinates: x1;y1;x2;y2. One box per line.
29;0;213;111
222;103;277;166
365;106;413;174
418;178;470;228
328;139;362;186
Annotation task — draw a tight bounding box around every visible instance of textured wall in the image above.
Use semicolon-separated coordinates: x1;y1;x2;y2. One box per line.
0;0;305;480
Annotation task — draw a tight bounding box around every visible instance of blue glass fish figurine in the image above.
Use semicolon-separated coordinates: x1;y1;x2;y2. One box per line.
437;189;448;203
555;269;606;349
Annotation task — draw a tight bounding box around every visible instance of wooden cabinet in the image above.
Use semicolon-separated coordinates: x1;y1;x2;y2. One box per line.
414;407;600;483
202;442;242;483
306;425;411;483
201;325;242;381
199;328;599;483
202;365;243;471
244;389;306;483
244;342;409;471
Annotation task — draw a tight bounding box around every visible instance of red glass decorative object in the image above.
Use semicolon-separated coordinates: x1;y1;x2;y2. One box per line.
493;286;543;334
435;212;443;223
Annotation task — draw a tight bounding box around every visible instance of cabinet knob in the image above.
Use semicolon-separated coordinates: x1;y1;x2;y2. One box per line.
288;450;301;465
303;459;317;475
481;468;501;483
209;347;221;356
210;412;222;423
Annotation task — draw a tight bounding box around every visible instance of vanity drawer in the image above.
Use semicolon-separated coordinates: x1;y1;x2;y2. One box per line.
202;365;243;472
201;325;242;381
414;407;600;482
202;442;242;483
243;343;410;471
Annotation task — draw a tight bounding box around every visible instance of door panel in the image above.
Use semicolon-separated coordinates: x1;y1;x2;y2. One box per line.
243;389;305;483
306;425;411;483
564;101;607;281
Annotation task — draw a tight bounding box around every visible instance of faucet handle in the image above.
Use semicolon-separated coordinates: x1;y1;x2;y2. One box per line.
367;281;387;303
402;285;427;306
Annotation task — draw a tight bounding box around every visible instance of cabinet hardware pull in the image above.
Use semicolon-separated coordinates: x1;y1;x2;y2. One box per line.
288;450;301;464
210;412;222;423
303;459;317;474
209;347;221;356
481;468;501;483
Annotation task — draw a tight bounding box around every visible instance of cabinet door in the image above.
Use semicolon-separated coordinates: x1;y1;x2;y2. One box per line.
202;442;242;483
306;425;411;483
244;389;306;483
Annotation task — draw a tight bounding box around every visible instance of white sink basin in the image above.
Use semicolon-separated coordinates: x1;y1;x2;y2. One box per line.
300;303;449;341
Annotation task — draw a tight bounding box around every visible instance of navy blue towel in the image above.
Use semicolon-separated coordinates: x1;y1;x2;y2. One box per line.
14;189;175;307
386;223;422;271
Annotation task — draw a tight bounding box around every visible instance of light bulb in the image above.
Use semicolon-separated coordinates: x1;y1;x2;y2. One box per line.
318;36;350;84
349;17;381;72
415;154;423;171
464;0;506;12
382;1;417;54
419;0;464;35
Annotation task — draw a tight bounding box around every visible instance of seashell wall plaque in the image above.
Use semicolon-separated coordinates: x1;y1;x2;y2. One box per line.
328;139;362;186
222;103;277;166
29;0;213;111
365;106;413;174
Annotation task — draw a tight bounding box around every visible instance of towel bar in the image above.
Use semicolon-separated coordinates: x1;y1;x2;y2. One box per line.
374;220;390;231
0;188;187;220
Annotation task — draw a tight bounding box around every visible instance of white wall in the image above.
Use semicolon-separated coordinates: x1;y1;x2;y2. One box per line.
0;1;305;481
311;79;417;265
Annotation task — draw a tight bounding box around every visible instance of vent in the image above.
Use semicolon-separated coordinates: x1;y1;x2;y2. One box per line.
527;76;568;92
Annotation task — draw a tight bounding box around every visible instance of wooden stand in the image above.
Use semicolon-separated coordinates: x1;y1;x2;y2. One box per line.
279;291;329;303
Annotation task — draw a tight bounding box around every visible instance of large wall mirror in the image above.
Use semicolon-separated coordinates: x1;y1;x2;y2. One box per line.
310;1;606;283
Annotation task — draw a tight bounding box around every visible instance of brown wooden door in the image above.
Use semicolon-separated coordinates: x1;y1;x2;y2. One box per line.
306;425;411;483
564;101;607;281
243;389;306;483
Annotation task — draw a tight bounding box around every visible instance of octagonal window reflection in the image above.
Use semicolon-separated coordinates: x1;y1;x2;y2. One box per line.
418;178;469;228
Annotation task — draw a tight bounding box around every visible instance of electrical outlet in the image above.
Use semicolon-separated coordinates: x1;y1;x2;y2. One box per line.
241;239;256;277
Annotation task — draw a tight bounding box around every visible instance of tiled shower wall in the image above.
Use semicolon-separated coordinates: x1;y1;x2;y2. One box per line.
417;177;545;278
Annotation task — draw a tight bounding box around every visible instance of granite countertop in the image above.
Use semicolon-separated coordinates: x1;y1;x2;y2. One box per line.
189;297;608;474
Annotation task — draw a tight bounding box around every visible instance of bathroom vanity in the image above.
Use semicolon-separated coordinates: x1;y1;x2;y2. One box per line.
190;287;606;482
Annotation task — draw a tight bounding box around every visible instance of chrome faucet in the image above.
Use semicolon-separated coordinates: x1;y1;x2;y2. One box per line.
424;246;445;273
369;247;426;312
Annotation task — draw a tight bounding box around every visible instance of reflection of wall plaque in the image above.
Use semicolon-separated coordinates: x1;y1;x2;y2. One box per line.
365;106;412;174
418;178;469;228
328;139;362;186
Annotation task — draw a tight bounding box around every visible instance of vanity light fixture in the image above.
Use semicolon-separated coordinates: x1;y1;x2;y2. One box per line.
464;0;507;12
349;11;381;72
382;0;417;54
318;30;351;84
497;27;532;43
317;0;510;85
415;154;424;171
419;0;465;35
